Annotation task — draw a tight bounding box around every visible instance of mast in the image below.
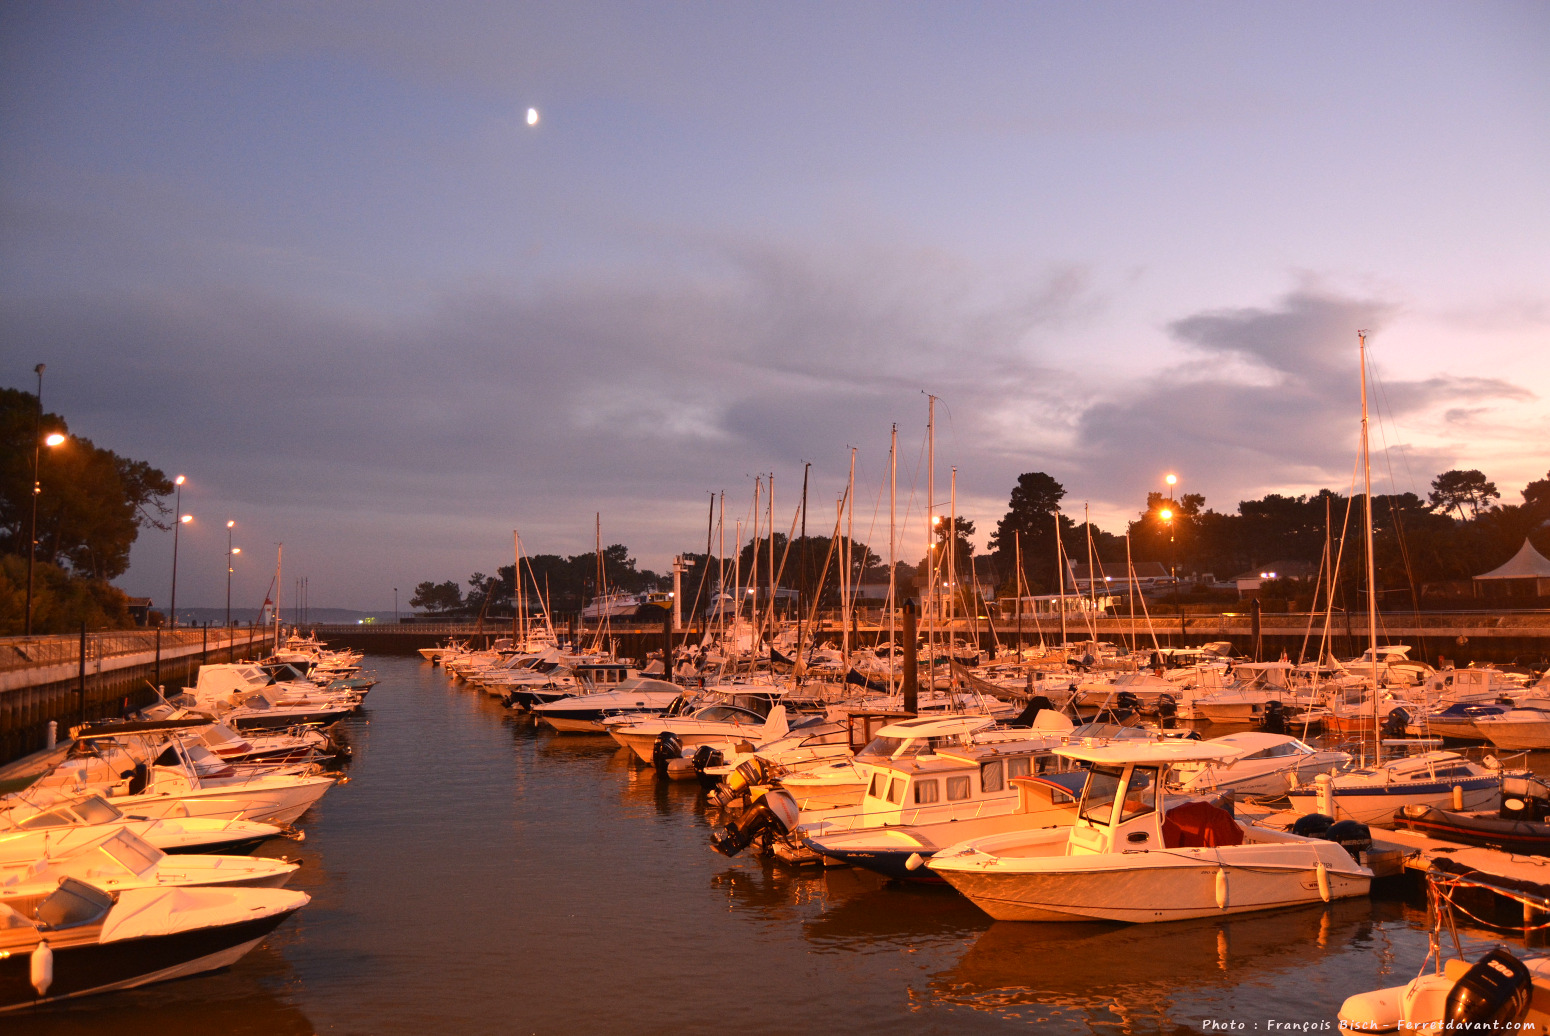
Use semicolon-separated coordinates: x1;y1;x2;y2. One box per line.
843;449;855;661
273;543;282;648
926;395;936;674
797;470;808;673
767;472;776;643
1055;510;1067;649
1360;330;1381;754
888;426;897;687
513;530;521;643
949;466;959;637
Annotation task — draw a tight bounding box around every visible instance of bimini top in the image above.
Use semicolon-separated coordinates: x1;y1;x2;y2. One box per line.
1055;739;1241;766
875;714;996;740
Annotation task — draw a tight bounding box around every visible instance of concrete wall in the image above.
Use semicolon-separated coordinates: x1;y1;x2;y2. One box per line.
0;627;275;764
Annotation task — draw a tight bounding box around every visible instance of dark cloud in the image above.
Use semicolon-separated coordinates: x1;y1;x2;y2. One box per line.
1065;289;1531;518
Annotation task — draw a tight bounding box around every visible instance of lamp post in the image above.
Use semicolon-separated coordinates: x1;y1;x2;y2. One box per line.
226;520;240;628
1164;472;1183;645
25;364;68;637
169;475;190;628
394;587;399;623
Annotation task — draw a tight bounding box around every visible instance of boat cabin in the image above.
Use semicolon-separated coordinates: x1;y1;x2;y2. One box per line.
1057;741;1242;855
574;663;633;687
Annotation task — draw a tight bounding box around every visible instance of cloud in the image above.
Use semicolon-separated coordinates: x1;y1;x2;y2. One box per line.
1062;289;1532;520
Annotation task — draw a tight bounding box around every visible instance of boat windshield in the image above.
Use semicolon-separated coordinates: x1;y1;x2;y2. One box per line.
1078;765;1126;824
856;734;952;760
74;796;123;823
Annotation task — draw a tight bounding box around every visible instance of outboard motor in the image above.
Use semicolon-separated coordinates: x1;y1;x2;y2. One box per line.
1326;819;1372;861
1155;693;1178;729
1006;696;1054;729
708;757;770;809
1114;691;1140;716
1444;947;1532;1029
710;790;800;857
1291;813;1334;839
691;744;725;788
1382;706;1410;740
119;761;150;796
1260;700;1288;735
651;731;684;779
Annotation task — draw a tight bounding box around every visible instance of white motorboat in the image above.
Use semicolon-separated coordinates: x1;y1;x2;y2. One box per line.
0;878;308;1012
0;827;298;893
608;690;789;763
0;793;280;856
776;711;1075;815
30;723;338;828
801;769;1088;881
1284;749;1502;826
1469;699;1550;750
1170;732;1350;798
531;677;683;733
927;739;1371;923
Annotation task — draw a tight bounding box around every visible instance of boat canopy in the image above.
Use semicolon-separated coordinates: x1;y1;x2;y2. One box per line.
1056;740;1240;766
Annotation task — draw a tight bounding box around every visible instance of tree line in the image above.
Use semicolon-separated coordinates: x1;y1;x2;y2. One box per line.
415;465;1549;618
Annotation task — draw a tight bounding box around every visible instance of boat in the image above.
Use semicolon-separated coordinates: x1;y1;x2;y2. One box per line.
1390;774;1550;855
0;827;298;893
0;878;308;1012
607;689;789;763
1284;748;1503;827
0;792;281;856
925;739;1372;923
1169;732;1349;798
28;722;338;828
801;769;1088;881
530;677;683;733
1470;699;1550;750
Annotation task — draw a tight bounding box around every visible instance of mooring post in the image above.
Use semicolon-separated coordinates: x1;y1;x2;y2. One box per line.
902;599;918;715
154;626;162;687
78;622;87;725
662;608;674;682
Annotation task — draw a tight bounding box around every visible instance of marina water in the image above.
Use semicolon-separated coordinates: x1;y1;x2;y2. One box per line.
8;655;1530;1034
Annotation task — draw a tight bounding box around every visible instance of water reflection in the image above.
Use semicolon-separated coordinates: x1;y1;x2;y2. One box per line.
924;899;1379;1025
3;944;315;1036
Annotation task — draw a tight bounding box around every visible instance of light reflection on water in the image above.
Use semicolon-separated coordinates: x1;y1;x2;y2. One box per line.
6;656;1541;1034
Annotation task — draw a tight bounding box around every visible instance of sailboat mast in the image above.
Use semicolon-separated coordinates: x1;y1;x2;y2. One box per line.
926;395;937;673
767;472;776;642
1055;511;1067;649
274;543;282;648
513;530;521;643
1360;330;1381;752
843;449;855;661
888;426;897;687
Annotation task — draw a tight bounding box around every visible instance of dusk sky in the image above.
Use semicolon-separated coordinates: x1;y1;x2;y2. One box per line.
3;2;1547;612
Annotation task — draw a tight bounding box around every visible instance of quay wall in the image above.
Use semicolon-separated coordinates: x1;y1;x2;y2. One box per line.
0;627;276;765
305;611;1550;668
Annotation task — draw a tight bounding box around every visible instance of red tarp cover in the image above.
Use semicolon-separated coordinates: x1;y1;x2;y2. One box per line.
1163;800;1244;848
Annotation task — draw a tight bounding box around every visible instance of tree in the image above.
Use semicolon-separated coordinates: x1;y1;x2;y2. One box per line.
987;472;1075;594
0;387;173;581
409;580;463;615
1429;469;1500;521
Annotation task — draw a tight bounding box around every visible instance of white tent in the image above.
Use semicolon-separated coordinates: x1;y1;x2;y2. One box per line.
1473;539;1550;596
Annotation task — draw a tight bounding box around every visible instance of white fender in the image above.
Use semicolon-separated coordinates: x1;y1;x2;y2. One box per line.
1215;867;1229;910
905;853;925;872
1452;784;1463;811
1317;861;1331;902
31;939;53;996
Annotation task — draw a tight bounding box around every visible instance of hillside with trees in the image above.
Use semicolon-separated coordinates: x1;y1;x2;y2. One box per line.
0;387;174;634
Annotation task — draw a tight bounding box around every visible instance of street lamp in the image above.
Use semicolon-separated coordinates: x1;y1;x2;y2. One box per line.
169;475;189;628
226;520;240;627
25;362;69;637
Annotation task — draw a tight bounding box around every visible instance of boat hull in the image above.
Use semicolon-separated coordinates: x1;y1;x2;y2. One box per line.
933;846;1369;923
1286;777;1499;827
0;909;297;1012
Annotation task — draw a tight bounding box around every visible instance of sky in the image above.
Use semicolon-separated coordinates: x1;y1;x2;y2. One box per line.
2;1;1547;611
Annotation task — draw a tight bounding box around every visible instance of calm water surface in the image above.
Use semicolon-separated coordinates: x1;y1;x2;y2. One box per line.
8;656;1533;1034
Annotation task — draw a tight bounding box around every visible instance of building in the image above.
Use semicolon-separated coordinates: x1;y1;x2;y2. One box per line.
1232;560;1316;597
1064;560;1171;594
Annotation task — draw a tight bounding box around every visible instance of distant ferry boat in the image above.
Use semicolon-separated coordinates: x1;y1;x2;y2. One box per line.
580;592;671;620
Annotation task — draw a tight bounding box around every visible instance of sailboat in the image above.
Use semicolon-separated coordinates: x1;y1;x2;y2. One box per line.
1285;331;1501;827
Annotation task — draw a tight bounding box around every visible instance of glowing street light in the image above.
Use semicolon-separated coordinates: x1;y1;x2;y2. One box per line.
226;520;240;627
24;363;68;636
169;474;189;628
